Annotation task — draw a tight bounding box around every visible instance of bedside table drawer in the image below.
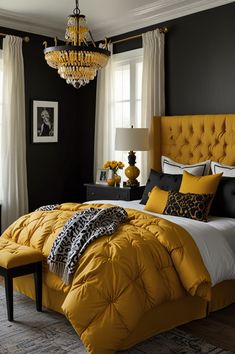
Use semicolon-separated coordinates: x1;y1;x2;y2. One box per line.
86;186;128;201
85;184;145;202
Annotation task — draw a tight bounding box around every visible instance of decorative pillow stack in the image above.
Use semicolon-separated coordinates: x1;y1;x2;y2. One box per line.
142;156;235;221
143;166;222;222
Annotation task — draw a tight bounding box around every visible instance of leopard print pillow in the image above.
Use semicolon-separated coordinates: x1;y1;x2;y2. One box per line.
163;190;213;222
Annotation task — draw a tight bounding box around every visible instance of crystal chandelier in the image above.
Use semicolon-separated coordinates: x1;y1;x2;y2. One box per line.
44;0;110;89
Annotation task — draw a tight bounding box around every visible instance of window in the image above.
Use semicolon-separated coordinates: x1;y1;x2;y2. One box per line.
111;48;143;178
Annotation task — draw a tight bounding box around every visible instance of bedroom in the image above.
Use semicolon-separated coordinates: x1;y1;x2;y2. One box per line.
0;0;235;353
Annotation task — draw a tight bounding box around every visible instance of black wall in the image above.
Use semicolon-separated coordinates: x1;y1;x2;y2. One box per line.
0;27;97;211
165;3;235;115
112;2;235;115
1;2;235;210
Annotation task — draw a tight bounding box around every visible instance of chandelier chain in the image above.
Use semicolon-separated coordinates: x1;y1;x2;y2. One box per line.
73;0;80;15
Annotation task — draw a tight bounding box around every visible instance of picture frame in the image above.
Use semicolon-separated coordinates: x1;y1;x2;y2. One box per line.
96;168;108;184
33;100;58;143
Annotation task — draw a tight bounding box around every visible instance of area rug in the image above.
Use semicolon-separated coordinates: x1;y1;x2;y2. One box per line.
0;284;231;354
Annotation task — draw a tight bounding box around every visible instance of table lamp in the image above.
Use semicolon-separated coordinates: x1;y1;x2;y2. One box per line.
115;126;149;187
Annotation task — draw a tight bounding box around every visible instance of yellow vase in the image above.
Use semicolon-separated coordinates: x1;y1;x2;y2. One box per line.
114;174;121;187
107;178;115;186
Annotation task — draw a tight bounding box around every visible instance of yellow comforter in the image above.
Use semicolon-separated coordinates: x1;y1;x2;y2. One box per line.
2;203;211;354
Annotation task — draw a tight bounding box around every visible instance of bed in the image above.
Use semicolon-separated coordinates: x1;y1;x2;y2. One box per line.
1;114;235;354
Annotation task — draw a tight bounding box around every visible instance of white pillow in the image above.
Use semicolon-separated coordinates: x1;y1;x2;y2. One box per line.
211;161;235;177
161;156;211;176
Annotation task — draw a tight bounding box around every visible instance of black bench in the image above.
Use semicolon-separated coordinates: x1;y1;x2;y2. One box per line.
0;238;43;321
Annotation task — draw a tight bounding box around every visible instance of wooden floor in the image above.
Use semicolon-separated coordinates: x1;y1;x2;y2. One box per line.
0;276;234;352
180;302;235;353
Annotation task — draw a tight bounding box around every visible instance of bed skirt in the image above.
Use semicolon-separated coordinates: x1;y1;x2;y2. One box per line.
13;275;235;351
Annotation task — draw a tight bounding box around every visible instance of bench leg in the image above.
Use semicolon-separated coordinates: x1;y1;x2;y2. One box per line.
34;262;42;312
4;274;13;321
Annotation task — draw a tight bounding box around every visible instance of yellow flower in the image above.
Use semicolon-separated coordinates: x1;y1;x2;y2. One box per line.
118;161;124;169
103;160;124;173
103;161;110;169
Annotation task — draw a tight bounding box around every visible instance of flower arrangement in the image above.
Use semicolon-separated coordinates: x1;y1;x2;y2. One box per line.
103;160;125;175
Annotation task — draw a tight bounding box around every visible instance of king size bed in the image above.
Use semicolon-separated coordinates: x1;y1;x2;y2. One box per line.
1;114;235;354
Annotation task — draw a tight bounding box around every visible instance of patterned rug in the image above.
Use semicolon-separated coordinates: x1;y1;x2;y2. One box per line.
0;284;231;354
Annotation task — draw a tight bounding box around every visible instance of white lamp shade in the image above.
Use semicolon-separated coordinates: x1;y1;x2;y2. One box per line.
115;127;149;151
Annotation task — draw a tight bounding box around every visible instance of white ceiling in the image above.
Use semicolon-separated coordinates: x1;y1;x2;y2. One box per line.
0;0;233;40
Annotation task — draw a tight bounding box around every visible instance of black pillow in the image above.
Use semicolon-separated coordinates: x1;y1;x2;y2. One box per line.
140;169;182;204
210;177;235;218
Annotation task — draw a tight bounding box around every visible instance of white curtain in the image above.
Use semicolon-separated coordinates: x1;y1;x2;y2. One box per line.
141;29;165;182
94;45;114;180
1;35;28;231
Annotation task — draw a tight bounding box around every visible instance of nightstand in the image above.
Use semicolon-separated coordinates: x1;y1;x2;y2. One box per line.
84;184;145;201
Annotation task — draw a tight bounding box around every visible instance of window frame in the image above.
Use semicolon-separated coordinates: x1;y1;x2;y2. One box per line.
112;48;143;128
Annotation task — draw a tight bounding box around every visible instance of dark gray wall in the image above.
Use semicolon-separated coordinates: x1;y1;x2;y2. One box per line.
112;2;235;115
0;28;97;211
165;3;235;115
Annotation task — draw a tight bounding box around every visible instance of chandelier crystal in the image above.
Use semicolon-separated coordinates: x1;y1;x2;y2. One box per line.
44;0;110;89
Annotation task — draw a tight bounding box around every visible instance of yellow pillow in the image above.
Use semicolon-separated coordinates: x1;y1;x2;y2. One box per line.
179;170;223;194
144;186;169;214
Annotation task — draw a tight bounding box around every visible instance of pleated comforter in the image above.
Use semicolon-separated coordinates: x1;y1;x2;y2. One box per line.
1;203;211;354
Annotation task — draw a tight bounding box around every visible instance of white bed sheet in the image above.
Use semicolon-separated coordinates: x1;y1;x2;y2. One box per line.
85;199;235;286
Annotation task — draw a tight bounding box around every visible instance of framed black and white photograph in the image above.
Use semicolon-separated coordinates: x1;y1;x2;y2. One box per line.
33;100;58;143
96;169;108;184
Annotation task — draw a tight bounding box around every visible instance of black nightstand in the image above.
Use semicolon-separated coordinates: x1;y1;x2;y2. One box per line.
84;184;145;201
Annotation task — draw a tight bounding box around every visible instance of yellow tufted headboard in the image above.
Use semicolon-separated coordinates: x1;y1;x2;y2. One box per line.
151;114;235;171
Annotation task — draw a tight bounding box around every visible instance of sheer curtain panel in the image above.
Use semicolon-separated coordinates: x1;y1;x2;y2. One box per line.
1;35;28;231
94;45;114;181
141;29;165;182
94;47;144;183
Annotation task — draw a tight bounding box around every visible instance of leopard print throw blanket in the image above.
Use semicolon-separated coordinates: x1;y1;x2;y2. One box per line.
47;207;128;284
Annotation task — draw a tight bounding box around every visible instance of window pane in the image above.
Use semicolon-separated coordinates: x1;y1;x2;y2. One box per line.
114;64;130;101
136;62;143;100
114;102;130;128
135;100;142;128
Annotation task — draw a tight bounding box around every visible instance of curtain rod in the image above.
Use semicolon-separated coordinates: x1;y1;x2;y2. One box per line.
0;32;30;43
111;26;168;45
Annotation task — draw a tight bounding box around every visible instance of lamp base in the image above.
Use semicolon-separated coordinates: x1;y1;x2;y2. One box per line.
125;165;140;187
